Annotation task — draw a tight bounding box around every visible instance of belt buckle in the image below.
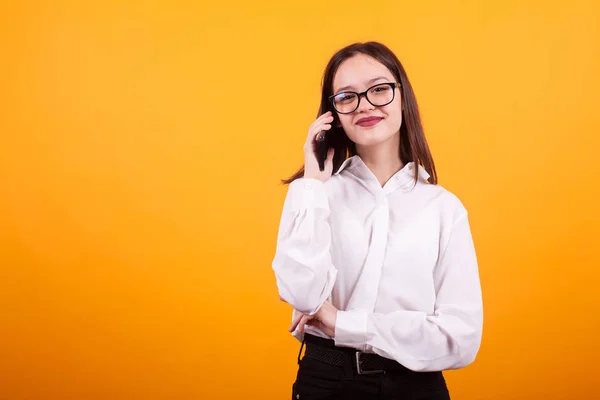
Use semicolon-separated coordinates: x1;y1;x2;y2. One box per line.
355;351;384;375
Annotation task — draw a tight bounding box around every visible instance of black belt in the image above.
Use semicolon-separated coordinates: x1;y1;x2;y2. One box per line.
301;334;409;375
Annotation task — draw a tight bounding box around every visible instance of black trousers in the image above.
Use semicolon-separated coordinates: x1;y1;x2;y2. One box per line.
292;334;450;400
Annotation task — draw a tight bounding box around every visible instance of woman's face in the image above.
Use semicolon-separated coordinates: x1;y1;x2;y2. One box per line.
331;54;402;148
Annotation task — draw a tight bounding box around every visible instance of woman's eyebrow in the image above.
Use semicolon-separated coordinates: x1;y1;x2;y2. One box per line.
335;76;390;93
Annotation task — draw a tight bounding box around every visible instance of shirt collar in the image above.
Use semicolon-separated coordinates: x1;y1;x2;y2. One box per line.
334;155;430;183
334;155;356;175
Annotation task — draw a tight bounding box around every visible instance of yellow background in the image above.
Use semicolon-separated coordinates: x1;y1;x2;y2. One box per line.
1;1;599;399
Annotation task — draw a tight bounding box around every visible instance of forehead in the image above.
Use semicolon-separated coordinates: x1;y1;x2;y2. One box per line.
333;54;394;91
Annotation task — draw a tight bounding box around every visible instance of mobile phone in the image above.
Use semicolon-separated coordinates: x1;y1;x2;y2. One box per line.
315;110;338;171
315;130;329;171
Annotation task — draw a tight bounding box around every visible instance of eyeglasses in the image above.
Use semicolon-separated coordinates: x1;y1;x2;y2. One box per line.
328;82;400;114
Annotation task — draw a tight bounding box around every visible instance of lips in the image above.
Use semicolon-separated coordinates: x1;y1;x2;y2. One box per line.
356;116;383;127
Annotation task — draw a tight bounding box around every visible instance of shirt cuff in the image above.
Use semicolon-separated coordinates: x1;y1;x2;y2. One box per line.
288;178;329;212
334;309;369;351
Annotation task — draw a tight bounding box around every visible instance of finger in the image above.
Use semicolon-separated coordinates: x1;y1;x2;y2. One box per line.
306;319;324;333
298;315;311;334
306;115;334;141
305;128;333;150
311;118;334;133
298;314;316;334
308;319;333;337
313;124;332;142
307;123;333;143
316;111;333;121
321;114;335;123
289;313;304;332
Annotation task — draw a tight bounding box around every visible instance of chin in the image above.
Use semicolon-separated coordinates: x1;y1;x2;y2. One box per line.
348;127;396;147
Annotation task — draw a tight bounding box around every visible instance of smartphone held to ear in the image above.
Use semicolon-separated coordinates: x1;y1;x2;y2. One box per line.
313;110;337;171
315;130;329;171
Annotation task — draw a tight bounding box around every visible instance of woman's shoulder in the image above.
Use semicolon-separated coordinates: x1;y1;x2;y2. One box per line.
419;182;469;220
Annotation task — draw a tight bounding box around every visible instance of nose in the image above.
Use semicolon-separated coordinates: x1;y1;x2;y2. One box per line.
356;93;374;113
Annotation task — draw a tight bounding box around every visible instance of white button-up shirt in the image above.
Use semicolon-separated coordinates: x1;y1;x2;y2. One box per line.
272;155;483;372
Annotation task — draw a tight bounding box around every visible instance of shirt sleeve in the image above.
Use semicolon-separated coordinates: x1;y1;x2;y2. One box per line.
272;178;338;315
334;211;483;372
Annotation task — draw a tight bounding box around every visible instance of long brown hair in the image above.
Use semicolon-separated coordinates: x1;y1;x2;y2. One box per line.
282;41;438;185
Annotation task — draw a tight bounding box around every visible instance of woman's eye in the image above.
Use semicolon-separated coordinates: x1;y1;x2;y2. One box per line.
338;94;356;103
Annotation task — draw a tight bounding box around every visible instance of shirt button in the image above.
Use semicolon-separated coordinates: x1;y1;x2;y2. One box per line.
306;182;313;189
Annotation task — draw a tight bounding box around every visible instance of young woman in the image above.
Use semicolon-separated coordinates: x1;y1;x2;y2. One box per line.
272;41;483;400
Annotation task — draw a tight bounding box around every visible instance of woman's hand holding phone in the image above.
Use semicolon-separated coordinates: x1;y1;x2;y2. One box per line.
303;111;335;182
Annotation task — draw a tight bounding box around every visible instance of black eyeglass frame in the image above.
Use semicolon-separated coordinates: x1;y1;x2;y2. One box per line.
328;82;401;114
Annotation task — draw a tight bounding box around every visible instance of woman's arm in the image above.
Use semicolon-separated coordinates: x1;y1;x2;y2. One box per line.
334;212;483;372
272;178;337;315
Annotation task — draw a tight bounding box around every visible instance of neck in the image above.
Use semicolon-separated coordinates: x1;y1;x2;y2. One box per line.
356;132;403;187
